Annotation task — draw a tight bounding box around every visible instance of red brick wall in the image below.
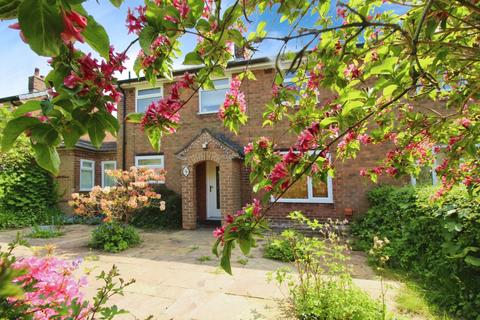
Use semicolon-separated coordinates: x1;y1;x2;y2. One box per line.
57;147;116;213
118;67;409;224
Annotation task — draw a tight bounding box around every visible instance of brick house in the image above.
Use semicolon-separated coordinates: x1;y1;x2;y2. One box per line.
1;60;415;229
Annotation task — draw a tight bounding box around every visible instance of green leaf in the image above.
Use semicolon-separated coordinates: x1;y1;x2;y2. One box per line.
238;235;251;255
126;112;144;123
465;255;480;267
369;57;398;75
196;19;210;33
30;123;59;145
109;0;123;8
145;126;162;152
139;25;158;55
87;114;106;148
32;143;60;175
220;241;233;275
0;0;21;20
383;84;398;98
183;51;203;65
341;101;364;116
1;116;41;151
82;15;110;59
12;101;42;117
320;117;338;128
62;122;84;149
18;0;63;56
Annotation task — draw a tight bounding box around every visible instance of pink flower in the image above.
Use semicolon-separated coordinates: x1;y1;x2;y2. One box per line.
64;72;81;89
244;142;253;154
252;198;262;217
61;11;88;43
359;169;367;176
213;226;225;239
269;162;288;185
283;149;299;164
219;77;247;121
258;137;269;149
358;133;372;145
343;63;362;79
296;129;316;152
126;6;146;34
459;118;472;128
337;7;347;18
173;0;189;18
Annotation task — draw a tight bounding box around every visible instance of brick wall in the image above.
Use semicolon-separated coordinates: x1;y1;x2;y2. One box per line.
118;67;409;226
58;147;116;213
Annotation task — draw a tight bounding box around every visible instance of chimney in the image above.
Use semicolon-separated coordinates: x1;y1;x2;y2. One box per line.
28;68;46;93
234;44;245;60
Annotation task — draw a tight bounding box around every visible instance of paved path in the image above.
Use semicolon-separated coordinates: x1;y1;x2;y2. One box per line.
0;225;399;320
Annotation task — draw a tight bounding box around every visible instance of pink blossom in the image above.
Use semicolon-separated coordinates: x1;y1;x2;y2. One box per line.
358;133;372;145
219;77;247;120
252;198;262;217
126;6;146;34
283;148;300;164
359;169;367;176
244;142;253;154
337;7;347;18
269;162;288;185
459;118;472;128
213;226;225;239
61;11;88;43
343;63;362;79
64;72;81;89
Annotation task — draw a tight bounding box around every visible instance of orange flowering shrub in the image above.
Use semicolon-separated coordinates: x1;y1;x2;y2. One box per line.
69;166;165;223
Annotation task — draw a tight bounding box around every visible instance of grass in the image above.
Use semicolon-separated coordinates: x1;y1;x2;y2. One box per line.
197;255;212;262
27;225;64;239
395;283;453;320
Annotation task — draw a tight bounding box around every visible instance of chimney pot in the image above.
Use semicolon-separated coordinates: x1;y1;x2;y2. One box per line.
28;68;46;93
34;68;40;77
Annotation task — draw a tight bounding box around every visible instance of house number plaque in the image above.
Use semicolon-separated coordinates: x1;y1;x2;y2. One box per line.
182;166;190;177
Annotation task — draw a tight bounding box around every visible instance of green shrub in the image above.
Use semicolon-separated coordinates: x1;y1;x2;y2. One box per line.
0;107;60;229
0;208;64;229
270;212;389;320
293;281;385;320
351;185;480;319
263;230;302;262
131;185;182;229
90;222;141;253
27;225;64;238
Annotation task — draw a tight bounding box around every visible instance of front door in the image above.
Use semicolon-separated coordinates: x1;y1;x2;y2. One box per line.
206;161;221;220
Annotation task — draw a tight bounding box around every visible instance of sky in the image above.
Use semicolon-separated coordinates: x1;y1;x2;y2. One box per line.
0;1;404;98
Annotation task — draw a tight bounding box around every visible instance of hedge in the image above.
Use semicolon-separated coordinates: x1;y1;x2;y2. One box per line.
351;185;480;319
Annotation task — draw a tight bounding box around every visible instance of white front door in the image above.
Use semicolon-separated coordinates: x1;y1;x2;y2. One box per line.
206;161;221;220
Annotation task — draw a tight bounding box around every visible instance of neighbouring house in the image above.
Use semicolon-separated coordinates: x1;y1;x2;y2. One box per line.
1;60;431;229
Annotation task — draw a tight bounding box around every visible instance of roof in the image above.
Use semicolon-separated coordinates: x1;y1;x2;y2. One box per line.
175;128;243;158
118;56;272;85
74;139;117;152
0;90;48;104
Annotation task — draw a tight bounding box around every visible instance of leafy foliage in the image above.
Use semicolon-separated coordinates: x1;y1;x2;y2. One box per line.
269;212;387;320
263;230;302;262
90;222;141;253
0;107;60;228
27;225;64;239
351;185;480;319
131;185;182;229
69;167;165;223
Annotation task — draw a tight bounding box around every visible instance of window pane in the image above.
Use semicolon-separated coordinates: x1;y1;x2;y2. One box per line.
103;163;116;187
312;177;328;197
200;88;228;113
282;175;308;199
138;88;162;96
137;158;163;166
80;170;93;190
416;166;433;186
212;78;229;89
82;161;93;169
137;97;158;113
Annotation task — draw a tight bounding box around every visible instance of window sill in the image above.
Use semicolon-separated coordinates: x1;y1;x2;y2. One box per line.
197;111;218;115
272;198;334;204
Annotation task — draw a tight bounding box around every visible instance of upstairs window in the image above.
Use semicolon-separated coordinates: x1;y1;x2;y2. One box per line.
80;160;95;191
199;78;230;114
101;161;117;187
136;87;163;113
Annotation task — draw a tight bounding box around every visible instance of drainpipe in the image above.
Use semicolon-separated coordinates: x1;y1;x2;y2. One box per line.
119;85;127;170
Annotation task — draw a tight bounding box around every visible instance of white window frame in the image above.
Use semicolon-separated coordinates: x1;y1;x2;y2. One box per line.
79;159;95;191
135;85;163;113
135;155;165;183
273;152;334;204
101;161;117;187
411;145;446;186
198;76;231;115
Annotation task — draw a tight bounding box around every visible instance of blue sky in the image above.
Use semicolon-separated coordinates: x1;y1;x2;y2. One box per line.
0;1;404;97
